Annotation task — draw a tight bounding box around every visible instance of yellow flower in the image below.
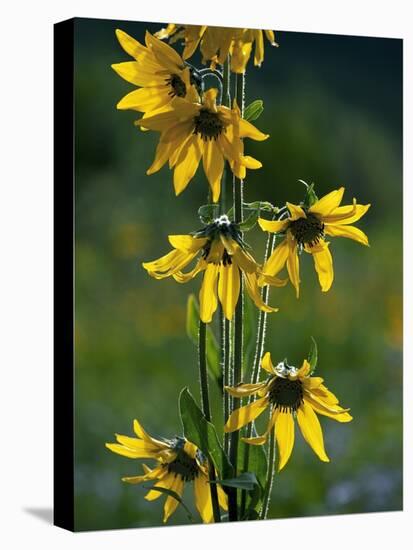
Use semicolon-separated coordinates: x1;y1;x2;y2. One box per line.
155;25;278;73
142;215;284;323
224;353;352;471
106;419;227;523
136;89;268;202
258;187;371;297
112;29;201;114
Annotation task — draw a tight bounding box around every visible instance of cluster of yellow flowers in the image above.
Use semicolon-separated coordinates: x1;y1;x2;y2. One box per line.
106;23;371;525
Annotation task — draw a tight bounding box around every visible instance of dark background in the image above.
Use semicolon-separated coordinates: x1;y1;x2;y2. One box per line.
73;18;402;530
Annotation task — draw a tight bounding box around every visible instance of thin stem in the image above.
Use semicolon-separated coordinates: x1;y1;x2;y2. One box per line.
240;229;276;517
228;71;245;522
198;320;221;523
260;426;276;519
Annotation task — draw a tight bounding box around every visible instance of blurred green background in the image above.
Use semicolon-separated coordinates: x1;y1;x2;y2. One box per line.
73;18;402;530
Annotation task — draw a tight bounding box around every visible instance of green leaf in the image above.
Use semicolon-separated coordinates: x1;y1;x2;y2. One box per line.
211;472;259;491
243;200;275;213
238;209;259;232
179;387;231;476
238;438;267;492
308;336;318;374
186;295;222;389
198;203;219;224
244;100;264;122
143;485;195;522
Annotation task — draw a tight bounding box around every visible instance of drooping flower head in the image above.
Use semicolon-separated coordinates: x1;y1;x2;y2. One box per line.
258;187;370;297
106;419;227;523
136;89;268;202
142;215;284;323
155;24;278;73
224;353;352;471
112;29;202;114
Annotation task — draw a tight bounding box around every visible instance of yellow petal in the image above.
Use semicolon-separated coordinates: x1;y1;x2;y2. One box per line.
122;464;166;484
261;351;275;374
310;242;334;292
163;476;185;523
111;61;164;87
308;187;345;217
145;31;184;73
286;202;306;220
194;473;213;523
143;249;196;279
258;218;289;233
202;139;224;203
225;381;268;398
199;263;220;323
262;238;289;276
324;224;369;246
323;202;371;225
275;411;295;471
296;359;311;379
286;233;300;298
217;484;228;511
218;263;240;321
173;259;206;283
183;440;198;459
238;118;269;141
114;434;160;452
173;134;202;195
133;419;169;448
117;86;170;112
146;139;174;175
145;472;174;502
224;396;269;432
241;155;262;169
296;401;329;462
168;235;207;252
105;443;156;459
231;244;257;274
303;395;352;423
244;271;278;314
253;30;264;66
115;29;148;60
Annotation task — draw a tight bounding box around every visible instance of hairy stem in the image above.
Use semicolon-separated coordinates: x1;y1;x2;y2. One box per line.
199;320;221;523
260;426;276;519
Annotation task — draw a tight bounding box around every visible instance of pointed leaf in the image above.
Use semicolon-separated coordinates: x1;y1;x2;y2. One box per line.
308;336;318;374
244;100;264;122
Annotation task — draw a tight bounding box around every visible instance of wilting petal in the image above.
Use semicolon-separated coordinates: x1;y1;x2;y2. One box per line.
309;187;345;217
105;443;158;460
310;242;334;292
262;238;289;277
296;401;329;462
173;259;206;283
199;263;220;323
275;411;295;471
244;271;278;313
145;472;175;502
324;224;369;246
194;473;213;523
122;464;166;484
225;381;268;398
162;475;185;523
203;138;225;202
286;234;300;298
303;394;352;423
224;396;269;432
218;263;240;321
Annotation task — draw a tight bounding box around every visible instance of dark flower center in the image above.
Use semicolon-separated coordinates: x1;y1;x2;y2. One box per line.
193;108;225;141
166;74;187;98
167;449;199;481
268;377;303;412
289;213;325;247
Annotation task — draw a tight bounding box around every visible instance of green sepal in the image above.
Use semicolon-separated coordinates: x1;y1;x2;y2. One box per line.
198;203;219;224
244;100;264;122
300;179;319;208
186;294;222;389
243;200;276;213
307;336;318;374
179;387;231;476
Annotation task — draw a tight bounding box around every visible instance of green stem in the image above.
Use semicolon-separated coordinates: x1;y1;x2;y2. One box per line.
260;426;276;519
199;320;221;523
228;71;245;522
240;230;276;517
